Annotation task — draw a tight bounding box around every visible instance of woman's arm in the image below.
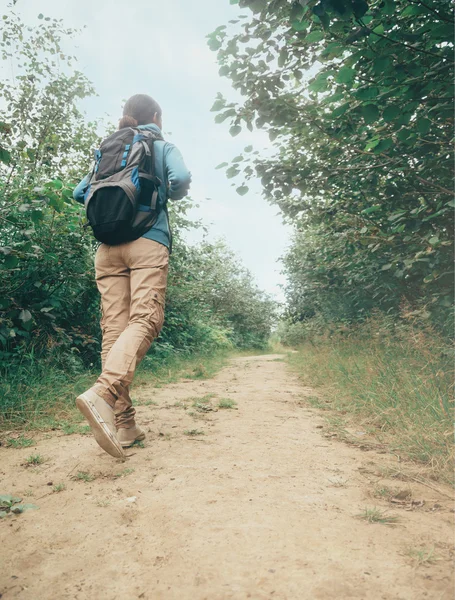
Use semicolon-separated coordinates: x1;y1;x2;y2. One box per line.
164;144;191;200
73;174;91;204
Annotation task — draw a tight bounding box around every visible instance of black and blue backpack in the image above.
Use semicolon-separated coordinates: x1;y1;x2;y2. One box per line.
84;128;163;245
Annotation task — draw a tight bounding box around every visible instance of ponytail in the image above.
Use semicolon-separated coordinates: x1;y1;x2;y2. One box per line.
119;115;139;129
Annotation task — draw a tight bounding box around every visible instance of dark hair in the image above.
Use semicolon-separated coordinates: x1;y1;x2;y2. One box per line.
118;94;162;129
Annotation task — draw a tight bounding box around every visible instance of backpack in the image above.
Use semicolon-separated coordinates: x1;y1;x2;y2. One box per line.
83;128;163;245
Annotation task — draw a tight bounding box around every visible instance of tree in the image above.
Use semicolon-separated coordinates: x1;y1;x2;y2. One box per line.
0;11;101;365
209;0;454;327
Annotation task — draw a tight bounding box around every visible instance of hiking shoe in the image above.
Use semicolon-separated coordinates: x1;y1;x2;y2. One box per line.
76;389;125;459
117;425;146;448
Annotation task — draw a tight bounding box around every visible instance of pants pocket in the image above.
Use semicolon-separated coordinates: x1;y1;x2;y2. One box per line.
147;289;165;338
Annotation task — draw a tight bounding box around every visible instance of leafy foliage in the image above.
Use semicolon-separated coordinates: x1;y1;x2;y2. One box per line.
210;0;454;329
0;9;275;425
0;12;101;367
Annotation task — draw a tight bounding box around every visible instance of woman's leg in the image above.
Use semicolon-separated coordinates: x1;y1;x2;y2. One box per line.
94;238;168;409
95;244;136;428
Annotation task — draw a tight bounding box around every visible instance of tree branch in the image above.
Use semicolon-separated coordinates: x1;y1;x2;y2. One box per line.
408;0;455;24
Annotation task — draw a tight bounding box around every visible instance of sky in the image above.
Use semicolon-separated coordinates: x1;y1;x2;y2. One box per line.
10;0;293;301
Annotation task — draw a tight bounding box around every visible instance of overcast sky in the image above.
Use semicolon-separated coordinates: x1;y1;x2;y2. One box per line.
12;0;293;300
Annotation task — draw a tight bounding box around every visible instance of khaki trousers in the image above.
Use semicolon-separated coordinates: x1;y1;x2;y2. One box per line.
94;238;168;428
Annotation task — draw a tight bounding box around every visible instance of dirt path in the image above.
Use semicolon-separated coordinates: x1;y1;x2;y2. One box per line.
1;355;453;600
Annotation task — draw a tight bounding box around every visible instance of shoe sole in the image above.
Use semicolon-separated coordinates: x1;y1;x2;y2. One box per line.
76;394;125;459
119;431;146;448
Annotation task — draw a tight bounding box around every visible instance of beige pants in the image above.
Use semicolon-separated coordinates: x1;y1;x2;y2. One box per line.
94;238;169;428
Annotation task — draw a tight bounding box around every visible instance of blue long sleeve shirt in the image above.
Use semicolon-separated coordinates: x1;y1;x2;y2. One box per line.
73;123;191;250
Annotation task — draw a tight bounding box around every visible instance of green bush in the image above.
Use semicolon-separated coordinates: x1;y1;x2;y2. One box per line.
0;9;274;427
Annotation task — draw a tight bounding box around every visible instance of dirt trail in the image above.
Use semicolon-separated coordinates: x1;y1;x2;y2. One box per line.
1;355;453;600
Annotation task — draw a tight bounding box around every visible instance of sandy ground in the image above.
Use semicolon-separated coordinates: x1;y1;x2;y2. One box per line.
0;354;453;600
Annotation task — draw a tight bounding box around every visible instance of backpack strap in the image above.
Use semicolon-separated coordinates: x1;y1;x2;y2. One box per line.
139;136;162;211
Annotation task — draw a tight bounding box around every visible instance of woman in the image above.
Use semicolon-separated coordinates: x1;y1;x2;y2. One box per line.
73;94;191;459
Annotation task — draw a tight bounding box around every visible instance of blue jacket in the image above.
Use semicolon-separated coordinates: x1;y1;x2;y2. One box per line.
73;123;191;250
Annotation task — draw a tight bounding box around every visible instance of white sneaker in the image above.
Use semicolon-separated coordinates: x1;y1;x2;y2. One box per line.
76;389;125;459
118;425;146;448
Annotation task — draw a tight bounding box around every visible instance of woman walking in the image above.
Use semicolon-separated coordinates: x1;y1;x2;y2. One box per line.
73;94;191;458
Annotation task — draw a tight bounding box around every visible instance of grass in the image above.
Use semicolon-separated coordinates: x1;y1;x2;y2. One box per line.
406;546;439;566
218;398;237;409
24;454;44;466
0;349;231;432
61;422;91;435
0;361;94;431
6;436;34;448
52;483;66;493
114;468;135;478
184;429;205;436
190;393;217;404
136;350;231;388
357;507;399;525
372;485;412;502
73;471;96;483
287;320;454;484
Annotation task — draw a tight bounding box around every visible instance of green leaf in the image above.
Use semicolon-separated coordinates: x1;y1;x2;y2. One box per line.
383;0;395;15
381;263;393;271
207;38;222;52
3;255;19;269
214;109;236;123
226;166;240;179
210;98;225;112
291;19;308;32
229;125;242;137
355;87;379;100
383;105;400;122
361;104;379;124
236;185;249;196
417;118;431;135
374;138;393;153
361;205;381;214
335;67;355;84
352;0;369;18
278;49;288;68
332;102;351;118
373;56;390;74
290;4;305;21
11;503;39;514
31;210;43;223
0;495;21;506
305;30;324;43
364;138;380;151
215;162;228;170
0;148;11;164
249;0;266;13
244;145;253;152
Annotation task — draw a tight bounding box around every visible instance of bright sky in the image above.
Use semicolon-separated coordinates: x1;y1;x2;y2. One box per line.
13;0;293;300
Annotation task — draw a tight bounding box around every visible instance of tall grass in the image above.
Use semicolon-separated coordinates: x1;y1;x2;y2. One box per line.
0;348;232;431
287;317;454;484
